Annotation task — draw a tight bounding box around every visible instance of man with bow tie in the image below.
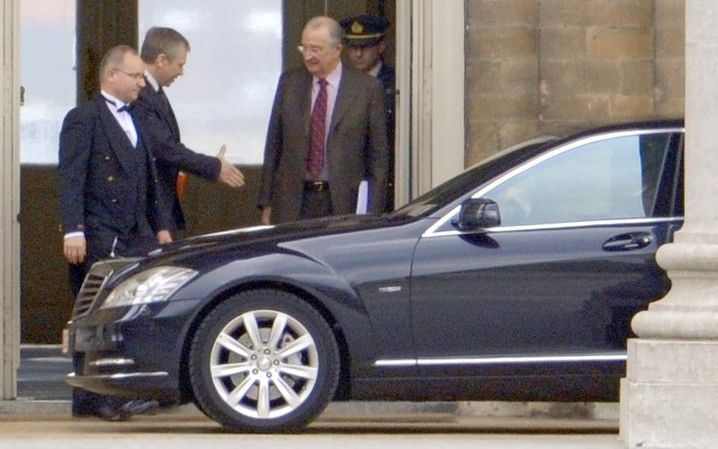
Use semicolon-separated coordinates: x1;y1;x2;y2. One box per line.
58;45;170;420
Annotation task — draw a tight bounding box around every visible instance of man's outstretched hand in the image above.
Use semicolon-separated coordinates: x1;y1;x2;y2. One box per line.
217;144;245;188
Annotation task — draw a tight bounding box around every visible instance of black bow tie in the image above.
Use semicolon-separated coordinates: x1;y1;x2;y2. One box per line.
103;96;132;113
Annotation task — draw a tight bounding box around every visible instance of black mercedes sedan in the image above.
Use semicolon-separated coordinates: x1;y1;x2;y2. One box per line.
66;119;684;432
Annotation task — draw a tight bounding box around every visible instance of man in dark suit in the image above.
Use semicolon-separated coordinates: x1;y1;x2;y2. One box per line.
59;45;169;420
258;16;389;224
136;27;245;237
340;14;396;211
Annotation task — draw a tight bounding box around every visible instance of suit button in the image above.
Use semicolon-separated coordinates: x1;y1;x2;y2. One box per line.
105;155;111;161
107;176;114;182
111;198;118;204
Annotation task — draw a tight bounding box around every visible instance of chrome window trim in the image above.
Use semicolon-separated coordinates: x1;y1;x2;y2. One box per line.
375;353;627;368
424;216;684;239
423;127;684;239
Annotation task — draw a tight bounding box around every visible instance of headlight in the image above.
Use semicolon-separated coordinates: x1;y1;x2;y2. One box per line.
101;266;198;309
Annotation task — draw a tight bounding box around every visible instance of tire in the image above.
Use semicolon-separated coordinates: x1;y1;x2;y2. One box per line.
188;289;340;432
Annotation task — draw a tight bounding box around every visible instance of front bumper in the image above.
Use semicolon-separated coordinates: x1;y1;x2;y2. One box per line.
66;301;197;402
66;371;171;398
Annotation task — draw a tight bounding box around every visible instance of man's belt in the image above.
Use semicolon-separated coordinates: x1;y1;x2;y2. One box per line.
304;181;329;192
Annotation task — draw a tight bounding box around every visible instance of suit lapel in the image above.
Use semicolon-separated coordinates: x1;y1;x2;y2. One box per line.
96;96;135;174
300;72;313;138
329;67;357;134
145;84;180;139
157;88;180;138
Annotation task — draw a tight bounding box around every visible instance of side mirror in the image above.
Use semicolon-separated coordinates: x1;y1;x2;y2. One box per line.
454;198;501;230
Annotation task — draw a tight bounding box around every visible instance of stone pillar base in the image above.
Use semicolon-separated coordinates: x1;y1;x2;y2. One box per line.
620;338;718;448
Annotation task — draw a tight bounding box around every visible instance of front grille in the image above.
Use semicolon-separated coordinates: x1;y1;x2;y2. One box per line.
71;258;141;320
72;271;110;320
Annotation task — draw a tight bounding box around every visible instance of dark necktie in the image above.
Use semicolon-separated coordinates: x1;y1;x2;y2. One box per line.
307;78;328;178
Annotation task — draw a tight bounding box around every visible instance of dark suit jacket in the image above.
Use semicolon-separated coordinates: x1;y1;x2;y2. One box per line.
258;65;389;223
135;82;221;232
58;95;169;263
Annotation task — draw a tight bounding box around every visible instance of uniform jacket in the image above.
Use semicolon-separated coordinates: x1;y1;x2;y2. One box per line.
135;82;221;232
377;63;395;147
258;65;389;223
58;95;169;260
377;63;396;212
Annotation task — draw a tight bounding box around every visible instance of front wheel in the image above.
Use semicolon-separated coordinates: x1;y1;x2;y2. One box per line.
188;289;340;432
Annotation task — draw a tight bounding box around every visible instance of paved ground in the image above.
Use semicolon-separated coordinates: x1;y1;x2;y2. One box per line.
9;345;624;448
0;409;623;449
17;345;71;400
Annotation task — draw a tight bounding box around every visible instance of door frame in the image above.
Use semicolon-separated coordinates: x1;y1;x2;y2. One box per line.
398;0;465;203
1;0;21;399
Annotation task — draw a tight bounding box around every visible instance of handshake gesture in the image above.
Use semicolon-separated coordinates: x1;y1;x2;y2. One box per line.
216;144;245;188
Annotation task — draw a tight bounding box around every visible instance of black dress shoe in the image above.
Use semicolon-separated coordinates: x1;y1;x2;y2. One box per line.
97;399;159;421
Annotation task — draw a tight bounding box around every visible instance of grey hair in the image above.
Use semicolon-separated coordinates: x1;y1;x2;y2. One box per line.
304;16;343;46
140;26;191;64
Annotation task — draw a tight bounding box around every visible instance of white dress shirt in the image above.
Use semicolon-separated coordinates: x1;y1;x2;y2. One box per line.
101;90;138;147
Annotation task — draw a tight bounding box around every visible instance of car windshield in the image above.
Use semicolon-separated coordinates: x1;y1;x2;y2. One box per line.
390;136;558;218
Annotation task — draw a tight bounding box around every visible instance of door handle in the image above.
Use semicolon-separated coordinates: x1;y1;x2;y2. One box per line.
602;232;653;251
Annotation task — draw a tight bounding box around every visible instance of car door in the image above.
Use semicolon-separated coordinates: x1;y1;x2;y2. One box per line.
409;129;683;370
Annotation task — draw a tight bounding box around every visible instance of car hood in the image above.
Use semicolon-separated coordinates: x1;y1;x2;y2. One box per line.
146;214;402;261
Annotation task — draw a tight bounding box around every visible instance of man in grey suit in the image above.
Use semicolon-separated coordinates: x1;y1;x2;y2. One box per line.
258;16;389;224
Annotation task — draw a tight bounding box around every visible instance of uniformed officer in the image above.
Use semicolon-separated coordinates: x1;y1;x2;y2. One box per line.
340;14;396;211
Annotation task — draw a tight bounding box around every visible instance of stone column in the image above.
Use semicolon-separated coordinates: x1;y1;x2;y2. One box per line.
620;1;718;447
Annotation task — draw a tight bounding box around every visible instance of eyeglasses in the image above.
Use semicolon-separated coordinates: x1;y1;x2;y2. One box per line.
297;44;327;55
114;69;144;81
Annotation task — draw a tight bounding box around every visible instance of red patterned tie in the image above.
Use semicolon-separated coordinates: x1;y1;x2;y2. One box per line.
307;78;328;178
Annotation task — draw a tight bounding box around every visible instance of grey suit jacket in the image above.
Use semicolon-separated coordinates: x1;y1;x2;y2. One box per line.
258;65;389;223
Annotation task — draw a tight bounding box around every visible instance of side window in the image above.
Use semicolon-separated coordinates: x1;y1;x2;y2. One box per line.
485;133;674;226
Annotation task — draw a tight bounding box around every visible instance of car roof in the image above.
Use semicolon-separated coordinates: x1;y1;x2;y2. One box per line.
545;118;684;142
